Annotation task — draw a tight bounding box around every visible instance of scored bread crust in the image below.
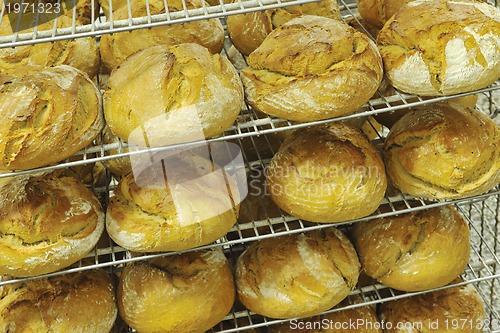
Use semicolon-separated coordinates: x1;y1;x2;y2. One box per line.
352;205;470;292
383;102;500;199
103;43;243;146
377;0;500;96
0;175;104;277
266;123;387;223
241;15;383;122
99;0;224;70
0;269;117;333
0;65;103;171
226;0;341;56
118;249;235;333
235;228;360;319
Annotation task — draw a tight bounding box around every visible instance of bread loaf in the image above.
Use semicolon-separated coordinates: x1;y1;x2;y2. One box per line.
99;0;224;70
266;123;387;223
97;0;120;17
379;283;486;333
0;174;104;277
0;14;100;77
241;16;383;122
118;249;235;333
352;205;470;292
383;102;500;199
377;0;500;96
0;65;103;171
104;43;243;146
236;228;360;319
106;152;240;252
226;0;340;56
0;269;117;332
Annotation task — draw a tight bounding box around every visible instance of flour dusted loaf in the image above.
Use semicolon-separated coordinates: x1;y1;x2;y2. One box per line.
0;14;99;77
380;283;485;333
99;0;224;70
383;102;500;199
106;151;240;252
352;205;470;292
118;249;235;333
266;123;387;223
377;0;500;96
0;65;103;171
0;269;117;332
0;174;104;277
241;15;383;122
227;0;340;56
236;228;360;319
104;44;243;146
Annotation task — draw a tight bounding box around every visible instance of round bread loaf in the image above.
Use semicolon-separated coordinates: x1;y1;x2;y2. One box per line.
0;65;103;171
118;249;235;333
106;152;240;252
0;269;117;332
266;123;387;223
379;283;486;333
99;0;224;70
104;44;243;146
226;0;340;56
352;205;470;292
383;103;500;199
357;0;411;29
241;15;383;122
267;301;382;332
0;14;100;77
376;0;500;96
236;228;360;319
0;174;104;277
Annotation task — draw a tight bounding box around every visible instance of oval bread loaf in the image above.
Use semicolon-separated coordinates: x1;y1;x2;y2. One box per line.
0;174;104;277
377;0;500;96
241;15;383;122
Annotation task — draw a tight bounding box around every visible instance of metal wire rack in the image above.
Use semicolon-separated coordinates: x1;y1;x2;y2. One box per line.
0;0;499;332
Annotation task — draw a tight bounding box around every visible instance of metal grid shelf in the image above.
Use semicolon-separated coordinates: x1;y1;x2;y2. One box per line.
0;0;320;48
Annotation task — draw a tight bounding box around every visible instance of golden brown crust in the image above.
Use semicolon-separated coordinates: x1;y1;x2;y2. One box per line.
380;283;486;333
0;269;117;332
235;228;360;319
266;123;387;223
357;0;412;29
106;152;240;252
352;205;470;292
227;0;340;56
241;16;383;122
376;0;500;96
0;65;103;171
103;43;244;145
118;249;235;333
383;103;500;199
0;175;104;277
99;0;224;70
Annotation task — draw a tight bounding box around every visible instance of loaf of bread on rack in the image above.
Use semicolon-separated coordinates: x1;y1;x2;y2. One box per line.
377;0;500;96
0;269;117;332
1;0;99;24
97;0;120;17
383;102;500;199
99;0;224;70
0;14;100;77
118;249;235;333
0;65;103;171
352;205;470;292
226;0;340;56
241;16;383;122
0;173;104;277
106;151;240;252
267;296;382;333
236;228;360;319
104;43;243;146
379;282;485;333
266;123;387;223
